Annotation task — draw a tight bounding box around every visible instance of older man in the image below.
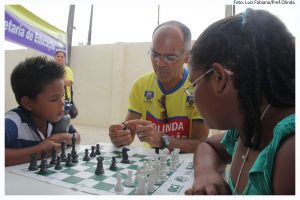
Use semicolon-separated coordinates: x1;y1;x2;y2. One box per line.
109;21;209;153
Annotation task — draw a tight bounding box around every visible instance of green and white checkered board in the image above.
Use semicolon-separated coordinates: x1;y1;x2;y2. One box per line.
9;147;194;195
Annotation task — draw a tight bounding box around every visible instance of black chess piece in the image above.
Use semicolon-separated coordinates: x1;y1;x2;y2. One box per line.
83;149;90;161
109;157;118;171
121;147;130;164
95;144;101;155
28;153;38;171
65;153;73;167
155;148;159;154
49;146;57;166
72;151;79;164
71;133;76;156
39;150;49;168
55;156;63;170
90;146;96;157
95;156;104;175
38;159;48;174
60;141;67;162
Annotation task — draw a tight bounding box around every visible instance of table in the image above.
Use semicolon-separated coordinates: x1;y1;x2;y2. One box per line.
5;143;194;195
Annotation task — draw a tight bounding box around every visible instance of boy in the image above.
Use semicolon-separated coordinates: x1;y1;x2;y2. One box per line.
5;56;80;166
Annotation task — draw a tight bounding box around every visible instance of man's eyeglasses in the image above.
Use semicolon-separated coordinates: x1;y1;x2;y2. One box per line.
149;49;186;64
158;95;168;123
184;68;234;96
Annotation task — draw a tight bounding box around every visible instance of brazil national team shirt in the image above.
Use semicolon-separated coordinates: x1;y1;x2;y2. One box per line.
128;68;202;139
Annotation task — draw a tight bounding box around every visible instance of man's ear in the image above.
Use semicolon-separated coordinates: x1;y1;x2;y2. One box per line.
211;63;228;93
20;96;34;111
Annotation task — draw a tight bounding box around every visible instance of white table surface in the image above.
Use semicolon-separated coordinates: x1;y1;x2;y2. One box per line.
5;143;194;195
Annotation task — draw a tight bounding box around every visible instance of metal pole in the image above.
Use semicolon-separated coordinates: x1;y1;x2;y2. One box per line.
66;5;75;65
87;4;93;45
225;5;235;18
157;4;160;25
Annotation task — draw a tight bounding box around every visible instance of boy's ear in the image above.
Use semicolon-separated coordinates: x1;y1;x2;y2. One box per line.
211;63;228;93
20;96;34;111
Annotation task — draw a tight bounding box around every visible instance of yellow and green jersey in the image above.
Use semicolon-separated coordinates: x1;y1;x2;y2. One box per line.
128;68;202;139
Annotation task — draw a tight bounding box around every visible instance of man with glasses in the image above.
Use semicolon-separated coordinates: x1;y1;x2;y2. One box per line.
109;21;209;153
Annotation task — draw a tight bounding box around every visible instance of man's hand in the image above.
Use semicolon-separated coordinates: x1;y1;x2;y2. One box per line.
126;119;161;148
109;123;133;147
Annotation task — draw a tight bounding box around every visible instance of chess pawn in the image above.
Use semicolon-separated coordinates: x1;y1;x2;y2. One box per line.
52;101;71;133
95;144;101;155
109;157;118;171
65;153;73;167
90;146;96;157
38;159;48;175
124;170;134;187
83;149;90;161
55;156;63;170
114;173;124;193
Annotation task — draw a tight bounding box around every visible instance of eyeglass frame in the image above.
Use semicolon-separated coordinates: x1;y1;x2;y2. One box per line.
184;67;234;96
148;49;187;64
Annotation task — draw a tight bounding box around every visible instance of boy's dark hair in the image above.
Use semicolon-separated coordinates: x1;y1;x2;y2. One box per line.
152;20;192;51
190;9;295;149
11;56;65;105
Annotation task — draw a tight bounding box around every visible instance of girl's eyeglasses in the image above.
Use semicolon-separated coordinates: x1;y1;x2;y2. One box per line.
158;95;168;123
184;68;233;96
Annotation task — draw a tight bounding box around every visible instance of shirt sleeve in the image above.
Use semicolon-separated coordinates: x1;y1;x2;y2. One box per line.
64;66;74;83
5;118;18;148
128;78;143;115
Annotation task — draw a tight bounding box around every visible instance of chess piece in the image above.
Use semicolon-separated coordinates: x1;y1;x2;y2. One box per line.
28;153;38;171
39;150;49;168
95;156;105;175
147;167;158;192
71;133;76;157
135;175;147;195
65;153;73;167
114;173;124;193
60;141;67;162
83;149;90;161
95;144;101;155
52;101;71;133
49;146;57;166
121;147;130;164
55;156;63;170
124;170;134;187
109;157;118;171
72;151;79;164
90;146;96;157
38;159;48;174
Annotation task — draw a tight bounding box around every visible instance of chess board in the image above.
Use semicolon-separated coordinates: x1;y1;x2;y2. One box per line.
9;145;194;195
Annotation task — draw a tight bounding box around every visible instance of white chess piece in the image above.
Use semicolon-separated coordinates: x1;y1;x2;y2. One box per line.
124;170;134;187
135;175;147;195
114;173;124;193
147;167;158;193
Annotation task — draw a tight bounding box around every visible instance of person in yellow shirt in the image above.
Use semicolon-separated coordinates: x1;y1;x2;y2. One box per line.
109;21;209;153
54;49;74;101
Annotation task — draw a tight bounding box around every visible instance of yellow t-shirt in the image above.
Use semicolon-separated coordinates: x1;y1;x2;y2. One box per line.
128;68;202;139
64;65;74;100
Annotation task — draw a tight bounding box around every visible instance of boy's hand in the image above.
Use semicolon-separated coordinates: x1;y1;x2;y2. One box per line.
109;123;132;147
185;170;231;195
47;133;74;145
37;139;61;155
